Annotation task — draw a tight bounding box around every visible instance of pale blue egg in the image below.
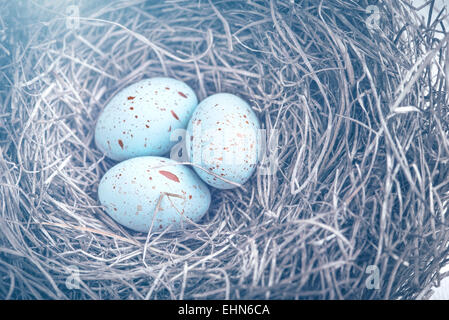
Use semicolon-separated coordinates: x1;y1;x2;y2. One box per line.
98;156;211;233
95;78;198;161
186;93;260;189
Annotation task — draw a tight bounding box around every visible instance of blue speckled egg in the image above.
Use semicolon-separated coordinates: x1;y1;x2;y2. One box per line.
186;93;260;189
95;78;198;161
98;156;211;233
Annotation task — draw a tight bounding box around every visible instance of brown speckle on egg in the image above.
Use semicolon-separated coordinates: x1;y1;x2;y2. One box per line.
159;170;180;183
171;110;179;120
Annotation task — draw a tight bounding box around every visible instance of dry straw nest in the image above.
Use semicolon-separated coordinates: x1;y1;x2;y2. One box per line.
1;0;449;299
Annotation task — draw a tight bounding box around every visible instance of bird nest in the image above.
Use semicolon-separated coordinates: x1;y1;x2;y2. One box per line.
1;0;449;299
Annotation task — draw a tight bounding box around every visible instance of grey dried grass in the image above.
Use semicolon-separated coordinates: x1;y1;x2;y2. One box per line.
1;0;449;299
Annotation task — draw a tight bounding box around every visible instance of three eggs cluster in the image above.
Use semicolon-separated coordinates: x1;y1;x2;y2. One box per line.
95;77;260;233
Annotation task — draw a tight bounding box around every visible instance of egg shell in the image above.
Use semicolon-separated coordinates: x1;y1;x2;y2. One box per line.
186;93;260;189
98;156;211;233
95;77;198;161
